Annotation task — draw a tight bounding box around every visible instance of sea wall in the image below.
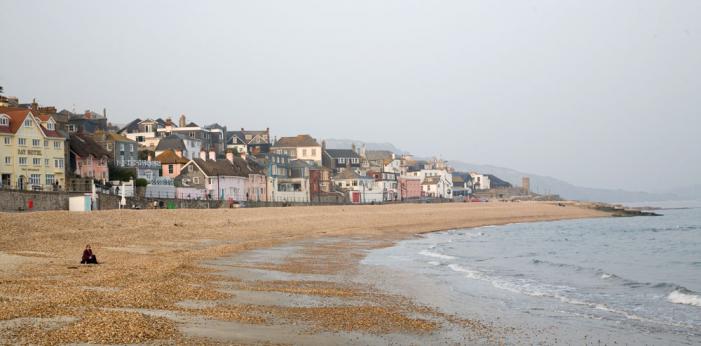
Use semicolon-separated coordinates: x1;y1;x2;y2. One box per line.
0;189;71;212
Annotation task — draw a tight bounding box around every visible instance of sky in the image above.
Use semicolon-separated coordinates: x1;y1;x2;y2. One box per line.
1;0;699;191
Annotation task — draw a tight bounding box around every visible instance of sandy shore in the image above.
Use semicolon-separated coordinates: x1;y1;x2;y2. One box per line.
0;202;607;344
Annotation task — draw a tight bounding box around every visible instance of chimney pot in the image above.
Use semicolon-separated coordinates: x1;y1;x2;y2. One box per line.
208;148;216;160
199;149;207;160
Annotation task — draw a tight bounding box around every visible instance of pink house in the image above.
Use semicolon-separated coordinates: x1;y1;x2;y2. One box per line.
399;177;421;200
69;133;110;182
156;149;189;178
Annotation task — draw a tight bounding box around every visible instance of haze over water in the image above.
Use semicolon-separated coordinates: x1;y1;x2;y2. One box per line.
363;201;701;345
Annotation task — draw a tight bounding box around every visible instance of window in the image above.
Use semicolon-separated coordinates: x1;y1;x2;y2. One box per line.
106;143;112;151
45;159;49;167
3;137;9;145
29;174;40;185
0;117;8;126
302;149;307;156
208;178;213;185
19;157;27;165
24;119;32;127
311;148;316;156
54;141;61;149
67;124;77;133
44;140;48;147
54;159;64;169
18;138;26;146
168;164;174;174
130;144;134;152
4;157;10;164
32;139;40;147
193;177;200;184
46;174;55;185
33;158;41;166
189;132;195;138
136;136;145;142
47;122;55;130
120;143;125;151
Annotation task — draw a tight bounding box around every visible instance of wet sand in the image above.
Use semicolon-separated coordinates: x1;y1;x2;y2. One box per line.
0;202;607;344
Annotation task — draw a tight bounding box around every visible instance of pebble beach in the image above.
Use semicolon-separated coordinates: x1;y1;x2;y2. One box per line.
0;202;608;345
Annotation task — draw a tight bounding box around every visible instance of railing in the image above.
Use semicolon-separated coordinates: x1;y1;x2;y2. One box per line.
117;160;162;169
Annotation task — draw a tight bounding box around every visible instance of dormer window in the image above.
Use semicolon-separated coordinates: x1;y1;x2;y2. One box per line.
0;116;8;126
47;121;55;130
24;118;32;127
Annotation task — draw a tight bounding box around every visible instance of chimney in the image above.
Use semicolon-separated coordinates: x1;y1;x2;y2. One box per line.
199;148;207;160
241;127;244;131
84;110;92;119
352;143;356;153
103;108;107;118
175;149;183;158
360;144;366;158
179;114;186;127
31;98;38;111
208;148;216;160
240;150;247;160
147;153;152;161
226;151;234;163
322;140;326;151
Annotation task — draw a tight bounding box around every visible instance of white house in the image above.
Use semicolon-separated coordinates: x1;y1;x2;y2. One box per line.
469;172;491;190
174;155;253;201
271;134;322;164
332;169;383;204
421;175;453;198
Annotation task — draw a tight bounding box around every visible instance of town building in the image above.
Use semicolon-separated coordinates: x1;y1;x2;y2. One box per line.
470;172;491;190
368;170;399;201
271;134;322;164
155;133;202;160
227;128;271;155
91;131;138;165
69;133;110;183
332;169;383;204
421;175;453;198
399;177;422;200
174;152;254;201
118;118;166;150
322;147;361;173
0;108;66;190
156;149;189;178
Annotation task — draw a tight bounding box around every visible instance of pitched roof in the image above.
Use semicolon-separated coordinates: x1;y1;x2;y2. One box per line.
365;150;394;161
106;132;135;142
155;134;188;151
333;169;361;180
156;149;189;164
228;130;270;145
191;157;253;177
422;176;442;185
274;134;319;147
0;108;63;138
325;149;360;159
70;133;111;158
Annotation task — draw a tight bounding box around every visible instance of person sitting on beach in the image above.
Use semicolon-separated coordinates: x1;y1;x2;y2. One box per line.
80;244;98;264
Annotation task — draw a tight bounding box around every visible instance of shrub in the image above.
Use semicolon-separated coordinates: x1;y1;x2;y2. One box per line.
135;178;149;187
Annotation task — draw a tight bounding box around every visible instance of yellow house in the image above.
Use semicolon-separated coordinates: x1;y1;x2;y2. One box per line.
0;108;66;190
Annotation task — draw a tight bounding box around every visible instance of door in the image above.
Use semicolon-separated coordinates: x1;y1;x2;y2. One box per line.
1;174;10;188
18;175;25;190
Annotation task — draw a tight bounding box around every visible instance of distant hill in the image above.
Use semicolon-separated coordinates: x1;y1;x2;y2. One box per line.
324;138;680;203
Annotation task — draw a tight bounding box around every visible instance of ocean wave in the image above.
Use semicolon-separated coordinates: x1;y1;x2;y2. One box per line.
447;263;483;280
667;289;701;307
419;250;456;260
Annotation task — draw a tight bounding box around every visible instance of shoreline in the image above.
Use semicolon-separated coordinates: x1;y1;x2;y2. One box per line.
0;202;610;344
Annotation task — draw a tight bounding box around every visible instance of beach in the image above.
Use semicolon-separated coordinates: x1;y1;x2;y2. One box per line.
0;202;607;344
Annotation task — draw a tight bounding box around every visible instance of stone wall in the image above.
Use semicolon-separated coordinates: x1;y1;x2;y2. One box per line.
0;189;72;212
97;193;223;210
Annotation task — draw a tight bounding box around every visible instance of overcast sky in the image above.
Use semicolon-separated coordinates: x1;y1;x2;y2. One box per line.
1;1;699;191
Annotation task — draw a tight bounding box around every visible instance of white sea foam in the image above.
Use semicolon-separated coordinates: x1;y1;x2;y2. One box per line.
427;261;441;266
447;263;483;280
667;290;701;307
419;250;456;260
600;273;614;279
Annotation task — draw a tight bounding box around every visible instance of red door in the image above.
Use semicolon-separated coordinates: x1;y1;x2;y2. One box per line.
352;191;360;203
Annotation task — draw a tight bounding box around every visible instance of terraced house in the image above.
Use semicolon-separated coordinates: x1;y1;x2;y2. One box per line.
0;107;66;190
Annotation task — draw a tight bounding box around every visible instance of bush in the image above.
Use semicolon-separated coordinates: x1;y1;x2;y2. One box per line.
135;178;149;187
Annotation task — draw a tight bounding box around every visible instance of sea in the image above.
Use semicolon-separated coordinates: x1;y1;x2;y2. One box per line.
362;201;701;345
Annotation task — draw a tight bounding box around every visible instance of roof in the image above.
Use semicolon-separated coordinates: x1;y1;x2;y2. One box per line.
155;134;188;151
118;118;142;133
228;129;270;145
422;176;442;185
486;174;513;188
0;108;63;138
191;157;253;177
186;122;199;127
333;169;362;180
156;149;189;164
106;132;135;142
274;134;319;148
325;149;360;159
70;133;111;158
365;150;394;161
